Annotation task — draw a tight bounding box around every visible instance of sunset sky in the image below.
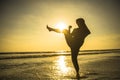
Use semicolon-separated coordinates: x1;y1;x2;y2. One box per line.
0;0;120;52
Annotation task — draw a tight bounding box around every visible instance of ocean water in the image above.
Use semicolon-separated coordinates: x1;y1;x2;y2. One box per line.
0;49;120;80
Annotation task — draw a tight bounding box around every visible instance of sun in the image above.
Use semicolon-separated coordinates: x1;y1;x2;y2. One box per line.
55;22;67;32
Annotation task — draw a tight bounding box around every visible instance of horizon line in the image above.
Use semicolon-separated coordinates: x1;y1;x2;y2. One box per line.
0;48;120;54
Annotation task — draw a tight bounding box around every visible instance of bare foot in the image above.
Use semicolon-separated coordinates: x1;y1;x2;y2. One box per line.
76;73;80;78
46;25;52;31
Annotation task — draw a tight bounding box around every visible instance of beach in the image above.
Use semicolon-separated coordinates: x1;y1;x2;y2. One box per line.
0;49;120;80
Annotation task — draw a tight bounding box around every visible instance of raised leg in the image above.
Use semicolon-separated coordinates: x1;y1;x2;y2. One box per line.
46;25;61;33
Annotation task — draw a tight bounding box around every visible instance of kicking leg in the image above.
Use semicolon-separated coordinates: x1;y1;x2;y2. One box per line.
46;25;61;33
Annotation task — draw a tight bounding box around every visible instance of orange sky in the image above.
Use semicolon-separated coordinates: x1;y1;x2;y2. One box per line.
0;0;120;52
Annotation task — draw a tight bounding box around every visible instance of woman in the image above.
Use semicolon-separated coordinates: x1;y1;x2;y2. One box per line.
47;18;91;77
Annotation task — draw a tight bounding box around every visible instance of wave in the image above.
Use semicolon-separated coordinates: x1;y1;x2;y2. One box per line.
0;49;120;60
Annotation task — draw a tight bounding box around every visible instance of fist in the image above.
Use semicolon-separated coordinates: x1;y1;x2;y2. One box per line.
69;25;72;28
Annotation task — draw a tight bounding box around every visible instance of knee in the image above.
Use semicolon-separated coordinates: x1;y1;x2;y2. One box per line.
71;55;77;62
71;52;78;58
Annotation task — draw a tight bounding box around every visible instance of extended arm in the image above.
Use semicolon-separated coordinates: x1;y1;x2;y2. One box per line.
68;25;72;34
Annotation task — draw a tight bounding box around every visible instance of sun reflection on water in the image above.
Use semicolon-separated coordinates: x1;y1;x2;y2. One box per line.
56;56;70;75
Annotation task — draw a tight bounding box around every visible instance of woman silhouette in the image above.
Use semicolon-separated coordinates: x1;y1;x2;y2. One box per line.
47;18;91;77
